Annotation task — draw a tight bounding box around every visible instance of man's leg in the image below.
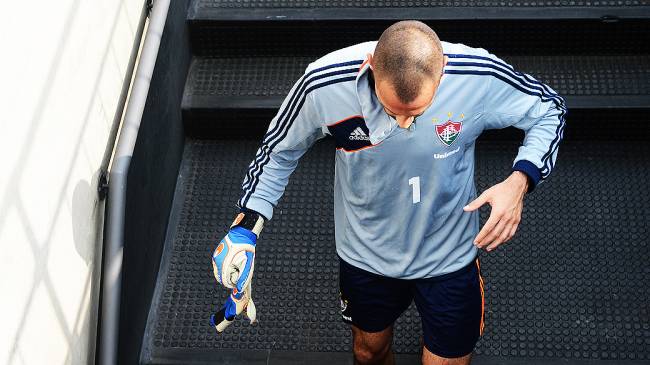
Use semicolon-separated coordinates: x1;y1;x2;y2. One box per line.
338;256;413;365
351;324;394;365
422;346;472;365
413;258;484;365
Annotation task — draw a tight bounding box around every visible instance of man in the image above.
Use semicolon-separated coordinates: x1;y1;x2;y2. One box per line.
211;20;566;365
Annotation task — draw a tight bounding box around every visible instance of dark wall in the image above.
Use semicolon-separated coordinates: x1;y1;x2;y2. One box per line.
120;1;191;363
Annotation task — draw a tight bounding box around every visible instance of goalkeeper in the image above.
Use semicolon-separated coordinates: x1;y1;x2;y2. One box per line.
211;20;565;365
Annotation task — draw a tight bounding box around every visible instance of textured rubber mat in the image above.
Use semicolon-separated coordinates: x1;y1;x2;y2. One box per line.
142;138;650;363
182;55;650;110
185;55;650;97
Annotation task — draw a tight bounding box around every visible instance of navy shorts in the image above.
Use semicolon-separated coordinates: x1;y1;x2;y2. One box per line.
339;256;485;358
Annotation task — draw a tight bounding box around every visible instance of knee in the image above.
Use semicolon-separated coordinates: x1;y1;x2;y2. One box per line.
353;342;390;365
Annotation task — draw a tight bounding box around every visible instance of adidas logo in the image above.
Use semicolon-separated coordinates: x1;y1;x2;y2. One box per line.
349;127;370;141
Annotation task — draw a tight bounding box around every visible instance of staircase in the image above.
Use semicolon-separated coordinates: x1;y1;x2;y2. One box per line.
139;1;650;364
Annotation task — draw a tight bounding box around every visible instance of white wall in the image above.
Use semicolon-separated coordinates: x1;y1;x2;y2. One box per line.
0;1;144;364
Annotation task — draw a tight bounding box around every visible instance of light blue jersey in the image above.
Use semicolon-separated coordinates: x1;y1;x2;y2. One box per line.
238;41;566;279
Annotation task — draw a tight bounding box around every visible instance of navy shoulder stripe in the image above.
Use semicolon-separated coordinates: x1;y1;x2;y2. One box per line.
240;59;362;196
239;70;358;208
444;65;566;182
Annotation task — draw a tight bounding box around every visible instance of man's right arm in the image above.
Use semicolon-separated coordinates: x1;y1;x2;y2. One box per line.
210;64;325;332
237;64;325;220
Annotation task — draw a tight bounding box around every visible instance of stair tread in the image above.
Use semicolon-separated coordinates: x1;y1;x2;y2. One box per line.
183;54;650;110
189;0;650;20
141;138;650;364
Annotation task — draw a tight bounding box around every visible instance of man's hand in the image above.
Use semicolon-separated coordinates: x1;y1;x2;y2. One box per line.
212;226;257;292
210;282;257;332
463;171;529;252
210;211;265;332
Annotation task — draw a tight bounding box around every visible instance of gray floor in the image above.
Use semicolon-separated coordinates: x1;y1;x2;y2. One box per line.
142;138;650;364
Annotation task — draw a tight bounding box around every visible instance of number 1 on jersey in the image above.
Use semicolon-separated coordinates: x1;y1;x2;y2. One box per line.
409;176;421;204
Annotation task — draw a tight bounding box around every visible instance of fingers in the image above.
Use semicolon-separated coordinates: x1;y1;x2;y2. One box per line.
485;221;512;252
464;190;490;212
211;282;257;333
490;220;519;250
508;222;519;241
214;314;234;333
212;258;221;284
477;213;521;252
476;217;507;249
245;298;257;324
235;251;255;292
212;239;229;287
473;208;499;245
243;282;257;324
211;297;237;333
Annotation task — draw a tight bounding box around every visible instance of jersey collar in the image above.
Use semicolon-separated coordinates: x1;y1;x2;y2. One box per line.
355;53;398;144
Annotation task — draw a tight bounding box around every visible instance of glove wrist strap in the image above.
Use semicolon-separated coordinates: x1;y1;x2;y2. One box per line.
231;211;264;237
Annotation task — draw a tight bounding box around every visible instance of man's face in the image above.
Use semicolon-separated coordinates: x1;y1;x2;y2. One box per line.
375;77;436;129
371;55;447;129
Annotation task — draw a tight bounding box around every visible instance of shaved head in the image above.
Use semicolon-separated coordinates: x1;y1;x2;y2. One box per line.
372;20;444;104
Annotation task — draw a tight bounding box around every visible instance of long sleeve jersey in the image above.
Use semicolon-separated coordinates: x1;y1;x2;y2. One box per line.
237;40;566;279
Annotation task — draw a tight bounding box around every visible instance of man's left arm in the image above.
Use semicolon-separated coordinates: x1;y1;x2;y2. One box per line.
464;58;567;251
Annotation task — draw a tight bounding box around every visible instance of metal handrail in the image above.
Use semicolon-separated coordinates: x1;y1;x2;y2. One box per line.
99;1;171;364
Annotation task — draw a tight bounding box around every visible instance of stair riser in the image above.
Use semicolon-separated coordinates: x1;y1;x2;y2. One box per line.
189;20;650;57
183;108;650;141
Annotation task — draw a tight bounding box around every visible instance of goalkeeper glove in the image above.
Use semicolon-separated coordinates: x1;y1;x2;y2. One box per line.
211;211;264;291
210;281;257;332
210;210;264;332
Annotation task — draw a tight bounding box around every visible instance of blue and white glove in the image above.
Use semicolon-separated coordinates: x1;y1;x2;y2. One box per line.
210;282;257;332
212;225;257;292
211;211;264;332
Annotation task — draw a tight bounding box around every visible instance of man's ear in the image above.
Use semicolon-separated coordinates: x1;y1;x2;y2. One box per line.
367;53;374;69
443;55;448;68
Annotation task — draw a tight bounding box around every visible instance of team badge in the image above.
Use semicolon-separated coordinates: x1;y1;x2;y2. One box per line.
339;291;352;322
435;119;462;147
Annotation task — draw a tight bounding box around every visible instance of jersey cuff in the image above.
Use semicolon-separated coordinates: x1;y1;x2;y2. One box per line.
512;160;541;193
240;196;274;220
238;207;268;222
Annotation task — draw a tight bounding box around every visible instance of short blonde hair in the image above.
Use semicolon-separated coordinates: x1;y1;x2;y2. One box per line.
373;20;444;104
